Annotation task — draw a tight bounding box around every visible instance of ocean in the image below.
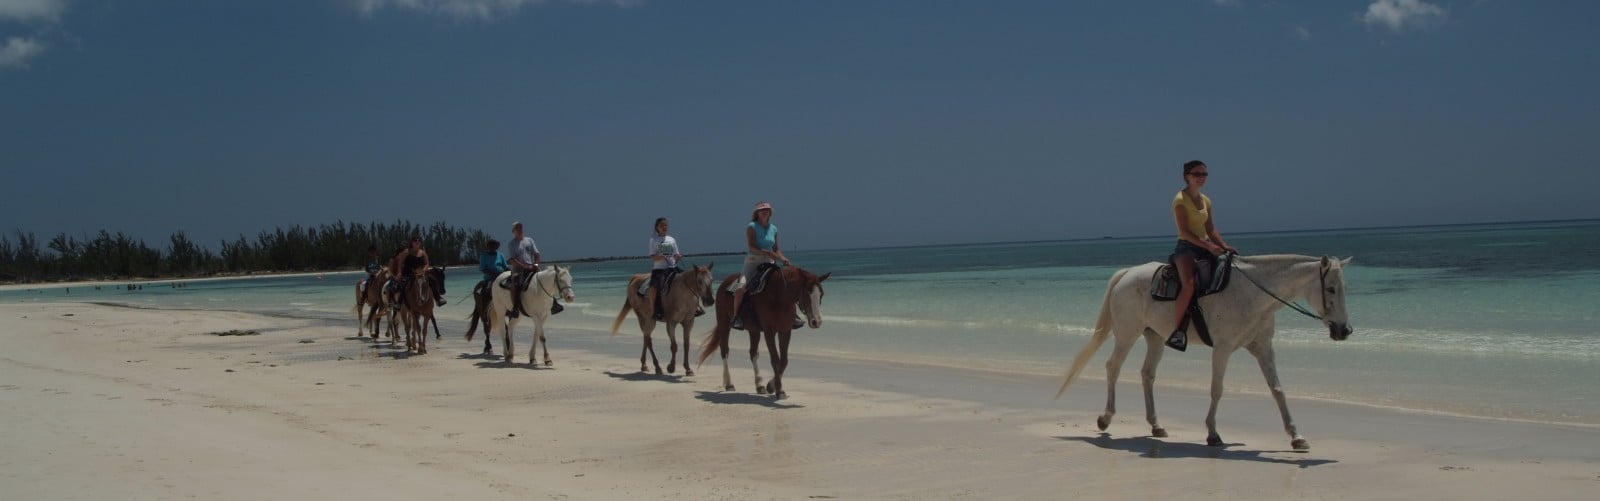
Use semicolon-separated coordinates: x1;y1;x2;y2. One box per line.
6;220;1598;425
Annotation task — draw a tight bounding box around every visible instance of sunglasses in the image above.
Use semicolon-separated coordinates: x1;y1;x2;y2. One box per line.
1188;172;1209;177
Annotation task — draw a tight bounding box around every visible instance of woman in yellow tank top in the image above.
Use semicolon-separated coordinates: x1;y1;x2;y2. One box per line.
1166;160;1237;351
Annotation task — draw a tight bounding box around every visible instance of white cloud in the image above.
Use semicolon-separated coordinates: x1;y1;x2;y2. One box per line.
1361;0;1446;32
0;0;68;22
1211;0;1241;7
1291;24;1312;40
345;0;639;21
0;36;45;69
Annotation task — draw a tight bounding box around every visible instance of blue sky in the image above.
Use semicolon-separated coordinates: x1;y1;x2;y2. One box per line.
3;0;1597;259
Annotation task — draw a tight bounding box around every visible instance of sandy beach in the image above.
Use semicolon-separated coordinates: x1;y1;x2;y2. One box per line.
2;302;1595;500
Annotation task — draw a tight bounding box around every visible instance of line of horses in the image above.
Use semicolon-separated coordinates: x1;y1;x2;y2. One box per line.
351;254;1356;451
353;266;446;354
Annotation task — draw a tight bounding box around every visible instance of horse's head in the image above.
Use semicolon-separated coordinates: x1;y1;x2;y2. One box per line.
793;268;832;330
1317;256;1354;341
690;263;716;307
428;266;446;296
554;265;576;303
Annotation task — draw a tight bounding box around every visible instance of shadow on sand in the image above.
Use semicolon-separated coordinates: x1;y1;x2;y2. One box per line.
1057;434;1337;468
693;390;804;409
603;370;689;384
471;359;552;370
455;352;502;361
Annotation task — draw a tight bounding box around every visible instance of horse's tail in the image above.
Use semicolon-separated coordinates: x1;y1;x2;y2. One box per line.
609;300;633;337
695;322;728;369
484;291;504;339
610;276;644;336
696;277;738;369
1056;267;1129;399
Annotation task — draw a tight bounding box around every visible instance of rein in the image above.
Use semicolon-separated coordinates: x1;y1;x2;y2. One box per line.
537;269;571;301
1229;255;1328;323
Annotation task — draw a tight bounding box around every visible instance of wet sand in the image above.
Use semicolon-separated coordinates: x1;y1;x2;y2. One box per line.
2;302;1595;499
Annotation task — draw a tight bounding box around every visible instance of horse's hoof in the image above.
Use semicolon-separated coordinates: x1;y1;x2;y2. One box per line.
756;385;768;395
765;382;775;394
685;369;695;377
774;391;788;400
1291;438;1310;451
1152;427;1168;438
654;369;663;376
724;384;735;392
1096;416;1110;431
1207;434;1224;447
667;363;676;374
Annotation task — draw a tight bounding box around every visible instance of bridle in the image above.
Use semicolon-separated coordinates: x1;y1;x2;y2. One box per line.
537;267;573;300
1231;255;1335;324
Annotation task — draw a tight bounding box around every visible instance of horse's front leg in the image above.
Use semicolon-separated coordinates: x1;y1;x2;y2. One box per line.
1246;339;1308;450
1140;330;1169;437
1098;333;1138;432
762;330;783;398
749;330;765;394
536;318;552;367
1204;346;1235;447
771;330;791;399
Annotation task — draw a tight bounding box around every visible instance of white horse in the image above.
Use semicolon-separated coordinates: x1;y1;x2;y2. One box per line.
1056;254;1352;451
486;266;577;366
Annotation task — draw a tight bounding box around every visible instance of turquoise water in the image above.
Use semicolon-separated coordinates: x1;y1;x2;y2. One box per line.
6;220;1598;424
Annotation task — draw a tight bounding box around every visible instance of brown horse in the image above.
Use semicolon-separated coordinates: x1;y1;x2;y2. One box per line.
696;266;830;399
609;264;716;375
399;267;446;354
352;270;390;338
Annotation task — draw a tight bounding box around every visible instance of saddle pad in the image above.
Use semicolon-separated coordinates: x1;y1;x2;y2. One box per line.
1150;254;1235;302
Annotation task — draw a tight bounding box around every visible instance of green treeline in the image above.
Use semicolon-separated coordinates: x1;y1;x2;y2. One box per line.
0;220;490;283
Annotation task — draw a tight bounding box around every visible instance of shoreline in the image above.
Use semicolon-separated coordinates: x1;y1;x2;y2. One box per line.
15;297;1600;429
3;302;1596;498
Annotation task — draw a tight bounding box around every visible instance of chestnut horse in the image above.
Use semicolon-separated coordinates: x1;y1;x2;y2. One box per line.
696;266;830;399
609;264;716;375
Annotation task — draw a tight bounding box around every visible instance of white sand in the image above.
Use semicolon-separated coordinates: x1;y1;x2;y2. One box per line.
2;302;1595;500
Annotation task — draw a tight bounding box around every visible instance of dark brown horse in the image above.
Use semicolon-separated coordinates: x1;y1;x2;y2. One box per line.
465;279;495;354
696;266;830;399
610;264;716;375
399;267;446;354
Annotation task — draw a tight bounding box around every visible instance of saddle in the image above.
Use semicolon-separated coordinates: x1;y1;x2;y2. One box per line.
734;263;780;296
639;267;680;297
1150;253;1235;348
498;270;535;291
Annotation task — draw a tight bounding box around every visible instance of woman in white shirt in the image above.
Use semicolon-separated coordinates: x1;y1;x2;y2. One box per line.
644;217;683;320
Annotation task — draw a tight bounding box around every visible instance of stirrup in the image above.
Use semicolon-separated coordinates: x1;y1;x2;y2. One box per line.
694;307;705;318
550;303;564;315
792;318;806;330
1165;329;1188;352
731;318;744;331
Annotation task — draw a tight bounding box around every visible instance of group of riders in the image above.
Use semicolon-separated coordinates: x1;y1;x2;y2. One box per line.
358;222;555;320
359;157;1228;347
